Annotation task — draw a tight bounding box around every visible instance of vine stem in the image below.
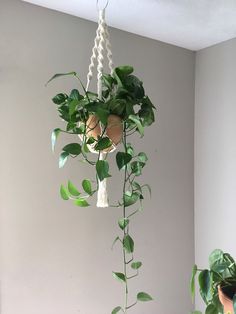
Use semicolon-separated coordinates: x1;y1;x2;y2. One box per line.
122;122;128;313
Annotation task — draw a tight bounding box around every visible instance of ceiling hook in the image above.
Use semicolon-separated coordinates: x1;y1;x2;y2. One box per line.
96;0;109;11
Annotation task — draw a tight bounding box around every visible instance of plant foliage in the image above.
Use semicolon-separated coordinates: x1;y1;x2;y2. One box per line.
48;65;155;313
190;249;236;314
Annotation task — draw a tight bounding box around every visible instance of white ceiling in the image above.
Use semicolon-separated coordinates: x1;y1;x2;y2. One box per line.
22;0;236;51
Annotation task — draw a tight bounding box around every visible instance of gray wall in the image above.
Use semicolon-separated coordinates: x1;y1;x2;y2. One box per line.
0;0;195;313
195;38;236;311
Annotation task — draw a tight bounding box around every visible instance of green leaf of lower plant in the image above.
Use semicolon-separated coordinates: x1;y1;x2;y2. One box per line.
96;160;111;181
128;115;144;137
62;143;81;155
131;261;142;270
74;198;89;207
116;152;132;170
209;249;224;269
198;270;211;303
191;311;202;314
137;292;153;302
124;192;139;207
68;181;80;197
95;137;112;151
82;179;92;195
111;306;122;314
60;185;69;200
123;234;134;253
112;272;126;283
51;128;61;152
59;151;69;168
190;264;197;302
118;218;129;230
205;304;218;314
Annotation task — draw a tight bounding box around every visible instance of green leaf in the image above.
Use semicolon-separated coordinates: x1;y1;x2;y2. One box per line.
131;261;142;270
111;236;120;250
70;89;83;100
86;137;96;145
142;184;152;197
60;185;69;200
132;181;142;193
124;192;139;207
52;93;67;104
51;128;61;152
68;99;79;116
131;161;145;176
113;66;134;87
46;71;76;85
211;261;230;273
126;144;134;157
68;181;80;197
209;249;224;269
95;137;112;151
82;179;92;195
112;272;126;283
96;160;111;181
111;306;122;314
102;74;115;89
190;264;197;302
96;108;109;125
138;152;148;163
59;151;69;168
198;270;211;303
116;152;132;170
128;115;144;137
118;218;129;230
205;304;218;314
62;143;81;155
74;198;89;207
123;234;134;253
137;292;153;302
191;312;202;314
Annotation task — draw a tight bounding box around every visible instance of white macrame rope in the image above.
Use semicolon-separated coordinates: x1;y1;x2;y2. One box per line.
97;10;108;207
84;9;115;207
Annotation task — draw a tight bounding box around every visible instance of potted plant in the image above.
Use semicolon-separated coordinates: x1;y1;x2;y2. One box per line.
47;65;155;313
191;249;236;314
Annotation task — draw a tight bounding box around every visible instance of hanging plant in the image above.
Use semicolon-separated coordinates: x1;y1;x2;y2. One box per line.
47;5;156;314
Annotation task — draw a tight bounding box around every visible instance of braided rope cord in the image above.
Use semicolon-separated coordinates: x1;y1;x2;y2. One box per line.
85;9;115;207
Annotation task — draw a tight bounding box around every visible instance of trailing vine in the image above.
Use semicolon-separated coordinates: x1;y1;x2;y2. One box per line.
48;65;156;313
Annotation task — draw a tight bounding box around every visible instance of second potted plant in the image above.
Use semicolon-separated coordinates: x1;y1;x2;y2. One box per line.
191;249;236;314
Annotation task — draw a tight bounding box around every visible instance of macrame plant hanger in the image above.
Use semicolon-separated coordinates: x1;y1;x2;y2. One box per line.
85;1;114;208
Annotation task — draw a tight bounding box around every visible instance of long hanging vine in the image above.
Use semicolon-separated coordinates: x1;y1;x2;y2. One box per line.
47;5;156;314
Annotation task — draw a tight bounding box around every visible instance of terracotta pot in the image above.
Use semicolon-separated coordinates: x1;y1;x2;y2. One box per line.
218;286;235;314
86;114;123;152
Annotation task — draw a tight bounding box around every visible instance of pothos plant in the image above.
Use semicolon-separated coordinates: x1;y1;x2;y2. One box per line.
47;65;156;313
191;249;236;314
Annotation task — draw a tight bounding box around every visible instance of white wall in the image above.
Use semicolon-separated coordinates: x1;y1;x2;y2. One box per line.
195;38;236;310
0;0;195;313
